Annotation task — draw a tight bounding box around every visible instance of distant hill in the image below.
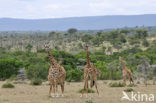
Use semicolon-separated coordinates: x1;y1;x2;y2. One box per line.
0;14;156;31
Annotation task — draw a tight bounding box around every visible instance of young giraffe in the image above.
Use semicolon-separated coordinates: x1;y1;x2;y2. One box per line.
96;69;102;79
81;43;99;98
119;56;134;85
45;45;66;97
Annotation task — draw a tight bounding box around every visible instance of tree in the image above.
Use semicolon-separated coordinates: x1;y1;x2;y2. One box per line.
48;31;56;37
120;29;130;35
101;46;106;53
135;29;148;39
113;43;122;52
67;28;78;34
82;34;93;42
109;30;120;39
142;39;150;47
91;37;103;46
25;44;33;52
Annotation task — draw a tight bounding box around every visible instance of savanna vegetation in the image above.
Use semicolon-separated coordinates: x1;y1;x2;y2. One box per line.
0;27;156;82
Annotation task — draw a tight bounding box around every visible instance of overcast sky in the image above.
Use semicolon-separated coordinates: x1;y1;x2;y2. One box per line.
0;0;156;19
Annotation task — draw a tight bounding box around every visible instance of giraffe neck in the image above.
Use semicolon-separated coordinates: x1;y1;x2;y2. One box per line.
85;48;91;67
58;60;63;65
121;60;126;70
47;50;58;68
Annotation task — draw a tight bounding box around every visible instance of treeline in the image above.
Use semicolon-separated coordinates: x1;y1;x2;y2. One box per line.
0;28;156;54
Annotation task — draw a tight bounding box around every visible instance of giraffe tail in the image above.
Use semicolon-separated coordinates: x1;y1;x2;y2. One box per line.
90;80;95;88
128;72;134;82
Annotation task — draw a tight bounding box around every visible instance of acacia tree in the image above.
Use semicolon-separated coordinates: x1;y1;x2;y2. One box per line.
120;29;130;35
67;28;78;34
135;29;148;39
82;34;93;42
25;44;33;52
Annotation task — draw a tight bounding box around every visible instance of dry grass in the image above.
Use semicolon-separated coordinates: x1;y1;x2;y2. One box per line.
0;80;156;103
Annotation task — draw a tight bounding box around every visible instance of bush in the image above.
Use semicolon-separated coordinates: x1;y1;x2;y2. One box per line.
0;58;23;80
31;79;42;85
127;84;137;87
86;100;95;103
66;69;83;82
124;88;134;92
79;88;95;93
2;83;15;88
8;75;17;81
109;82;125;87
142;39;150;47
27;64;48;80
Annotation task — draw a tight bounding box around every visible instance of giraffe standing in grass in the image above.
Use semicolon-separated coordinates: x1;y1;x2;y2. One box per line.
81;43;99;98
45;45;66;97
119;56;134;85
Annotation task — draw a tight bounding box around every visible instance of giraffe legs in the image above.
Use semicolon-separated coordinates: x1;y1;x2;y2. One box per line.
49;84;52;97
55;84;59;97
80;78;88;98
61;83;64;97
123;75;127;85
94;81;99;96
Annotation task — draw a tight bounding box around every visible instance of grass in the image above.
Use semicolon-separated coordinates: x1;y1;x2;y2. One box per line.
127;84;137;87
103;81;108;84
79;88;95;93
109;82;125;87
124;88;134;92
31;79;42;85
2;83;15;88
85;100;95;103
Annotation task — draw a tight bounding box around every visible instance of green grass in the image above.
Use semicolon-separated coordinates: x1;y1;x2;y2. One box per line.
127;84;137;87
109;82;125;87
103;81;108;84
79;88;95;93
124;88;134;92
2;83;15;88
31;79;42;85
85;100;95;103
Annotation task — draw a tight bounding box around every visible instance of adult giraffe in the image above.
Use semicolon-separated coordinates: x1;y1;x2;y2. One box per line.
119;56;134;85
45;45;66;97
81;43;99;98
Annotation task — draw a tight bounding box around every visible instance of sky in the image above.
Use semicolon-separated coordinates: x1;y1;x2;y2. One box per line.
0;0;156;19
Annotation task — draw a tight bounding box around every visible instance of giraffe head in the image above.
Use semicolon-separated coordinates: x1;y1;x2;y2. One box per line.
119;56;122;61
59;58;64;61
44;44;50;52
84;43;88;51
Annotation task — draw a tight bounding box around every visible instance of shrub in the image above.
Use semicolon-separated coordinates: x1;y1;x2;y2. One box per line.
142;39;150;47
86;100;95;103
0;58;23;80
31;79;42;85
79;88;95;93
27;64;48;80
2;83;15;88
8;75;17;81
124;88;134;92
127;84;137;87
66;69;83;82
109;82;125;87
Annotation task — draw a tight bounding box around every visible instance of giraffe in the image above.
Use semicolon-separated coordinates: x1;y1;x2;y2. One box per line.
81;43;99;98
119;56;134;85
96;69;102;79
45;45;66;97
